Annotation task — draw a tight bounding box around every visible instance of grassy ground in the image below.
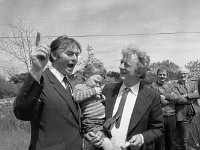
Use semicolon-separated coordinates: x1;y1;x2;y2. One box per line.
0;102;30;150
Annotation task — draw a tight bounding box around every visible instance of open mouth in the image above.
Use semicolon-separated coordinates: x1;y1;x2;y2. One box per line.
67;64;75;69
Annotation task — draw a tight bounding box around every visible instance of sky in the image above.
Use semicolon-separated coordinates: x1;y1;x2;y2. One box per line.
0;0;200;75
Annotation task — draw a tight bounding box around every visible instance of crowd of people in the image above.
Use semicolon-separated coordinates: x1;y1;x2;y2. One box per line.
13;35;200;150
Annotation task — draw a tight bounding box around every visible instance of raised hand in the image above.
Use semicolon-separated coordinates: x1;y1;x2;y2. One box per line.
30;44;50;82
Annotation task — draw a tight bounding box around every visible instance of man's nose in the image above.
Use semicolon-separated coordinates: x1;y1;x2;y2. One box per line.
71;54;78;60
119;63;125;69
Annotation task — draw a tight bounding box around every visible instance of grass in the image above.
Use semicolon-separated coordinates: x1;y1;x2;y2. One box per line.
0;101;30;150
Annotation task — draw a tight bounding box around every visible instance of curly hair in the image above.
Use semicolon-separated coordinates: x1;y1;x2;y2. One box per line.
121;47;150;79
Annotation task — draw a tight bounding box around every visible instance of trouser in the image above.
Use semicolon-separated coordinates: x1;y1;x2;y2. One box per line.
154;115;176;150
175;114;194;150
164;115;176;150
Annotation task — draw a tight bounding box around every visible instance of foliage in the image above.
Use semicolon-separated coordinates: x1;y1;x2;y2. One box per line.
107;71;121;83
0;18;35;72
9;72;28;84
185;59;200;79
0;99;30;150
81;45;103;67
0;78;18;98
150;60;180;74
79;45;104;80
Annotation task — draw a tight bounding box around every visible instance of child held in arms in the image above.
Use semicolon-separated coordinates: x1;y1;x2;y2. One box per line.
74;63;113;150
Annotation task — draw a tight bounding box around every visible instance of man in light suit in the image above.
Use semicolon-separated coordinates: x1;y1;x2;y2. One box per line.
173;67;200;150
102;48;164;150
13;35;102;150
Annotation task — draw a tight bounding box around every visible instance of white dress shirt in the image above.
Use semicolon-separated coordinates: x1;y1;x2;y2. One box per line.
49;67;66;88
111;82;141;150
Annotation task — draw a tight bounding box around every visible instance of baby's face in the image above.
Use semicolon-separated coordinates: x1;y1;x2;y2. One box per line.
86;75;103;88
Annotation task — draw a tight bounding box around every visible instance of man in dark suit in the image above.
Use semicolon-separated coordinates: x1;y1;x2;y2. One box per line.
13;35;102;150
102;48;164;150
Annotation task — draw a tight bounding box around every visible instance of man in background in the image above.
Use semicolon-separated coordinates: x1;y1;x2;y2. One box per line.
173;67;200;150
151;67;179;150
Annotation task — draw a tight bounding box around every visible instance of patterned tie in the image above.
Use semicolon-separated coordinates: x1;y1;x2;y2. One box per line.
63;77;73;94
104;88;131;131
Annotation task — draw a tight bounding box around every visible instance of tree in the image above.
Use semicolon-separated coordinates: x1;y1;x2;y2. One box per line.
0;18;35;72
149;60;180;80
150;60;180;73
71;45;105;86
9;72;29;84
185;59;200;78
81;45;103;67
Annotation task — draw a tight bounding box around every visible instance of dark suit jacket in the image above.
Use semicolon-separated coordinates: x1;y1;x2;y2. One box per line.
14;68;82;150
102;82;164;150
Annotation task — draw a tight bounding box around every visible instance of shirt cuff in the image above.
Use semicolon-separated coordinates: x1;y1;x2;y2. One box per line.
139;134;144;145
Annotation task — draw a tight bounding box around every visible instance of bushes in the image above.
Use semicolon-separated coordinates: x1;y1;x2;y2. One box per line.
0;78;19;99
0;98;30;150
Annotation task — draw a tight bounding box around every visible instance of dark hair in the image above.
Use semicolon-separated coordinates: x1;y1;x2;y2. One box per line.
157;67;168;75
83;63;107;80
49;35;81;62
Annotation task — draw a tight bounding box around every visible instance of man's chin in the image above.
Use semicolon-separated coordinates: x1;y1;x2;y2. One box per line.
65;68;74;75
120;75;126;81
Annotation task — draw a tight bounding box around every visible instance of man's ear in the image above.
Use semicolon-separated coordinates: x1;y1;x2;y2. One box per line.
50;52;57;61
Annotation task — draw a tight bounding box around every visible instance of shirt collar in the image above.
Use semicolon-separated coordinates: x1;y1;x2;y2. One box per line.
119;81;140;96
49;66;65;83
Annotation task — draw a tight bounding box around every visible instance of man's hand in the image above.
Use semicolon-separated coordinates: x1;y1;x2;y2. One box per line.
30;44;50;82
84;131;104;148
182;94;188;98
160;95;166;100
121;134;143;149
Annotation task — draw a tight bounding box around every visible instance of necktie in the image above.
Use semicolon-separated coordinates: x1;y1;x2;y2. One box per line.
104;88;130;131
63;77;73;94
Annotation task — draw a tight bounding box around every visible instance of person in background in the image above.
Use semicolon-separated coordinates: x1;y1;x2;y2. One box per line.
13;35;103;150
73;63;113;150
173;67;200;150
150;67;179;150
102;47;164;150
186;78;200;150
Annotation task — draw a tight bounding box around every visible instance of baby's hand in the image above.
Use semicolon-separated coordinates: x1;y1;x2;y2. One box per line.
94;87;102;95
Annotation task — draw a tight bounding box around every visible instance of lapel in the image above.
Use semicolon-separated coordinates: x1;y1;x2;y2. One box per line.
185;80;192;93
127;83;152;134
106;82;122;119
44;69;79;122
176;81;187;94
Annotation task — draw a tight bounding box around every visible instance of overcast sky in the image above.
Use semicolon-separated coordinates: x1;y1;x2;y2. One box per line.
0;0;200;74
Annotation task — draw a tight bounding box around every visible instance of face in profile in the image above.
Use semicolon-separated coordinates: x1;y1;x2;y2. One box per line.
119;54;139;81
86;75;103;88
157;70;168;84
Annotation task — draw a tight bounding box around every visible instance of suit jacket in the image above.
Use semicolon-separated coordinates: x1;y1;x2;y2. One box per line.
14;68;82;150
173;79;200;121
102;82;164;150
